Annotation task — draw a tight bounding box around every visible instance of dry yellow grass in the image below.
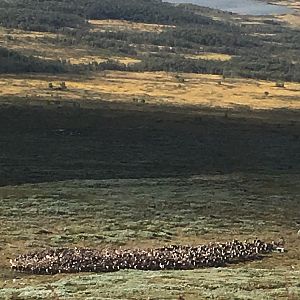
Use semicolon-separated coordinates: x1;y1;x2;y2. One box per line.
1;71;299;110
0;27;71;59
66;56;140;66
0;27;57;40
185;52;232;61
277;13;300;27
239;20;265;25
33;55;140;66
0;27;140;66
89;19;175;33
235;1;300;28
272;0;300;10
272;1;300;27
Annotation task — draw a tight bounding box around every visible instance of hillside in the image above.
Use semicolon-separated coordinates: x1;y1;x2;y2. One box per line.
0;1;300;299
0;0;300;81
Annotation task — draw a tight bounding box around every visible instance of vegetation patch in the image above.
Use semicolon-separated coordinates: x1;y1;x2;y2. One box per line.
0;0;299;81
1;72;300;110
185;52;232;61
89;19;176;33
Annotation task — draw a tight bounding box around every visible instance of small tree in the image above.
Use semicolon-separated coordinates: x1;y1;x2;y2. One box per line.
175;74;185;83
264;91;269;97
48;82;53;89
275;81;285;88
60;81;67;90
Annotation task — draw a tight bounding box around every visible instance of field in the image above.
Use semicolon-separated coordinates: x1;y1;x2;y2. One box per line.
1;71;300;110
0;26;140;66
1;14;300;112
1;2;300;298
0;175;300;299
184;53;232;61
270;0;300;26
89;19;176;33
0;102;299;299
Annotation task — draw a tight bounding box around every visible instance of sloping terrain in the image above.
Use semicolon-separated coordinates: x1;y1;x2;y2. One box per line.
1;72;300;110
0;104;299;186
0;1;299;299
0;0;300;80
0;175;300;299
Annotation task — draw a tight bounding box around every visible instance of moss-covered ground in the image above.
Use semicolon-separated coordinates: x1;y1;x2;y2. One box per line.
0;174;299;299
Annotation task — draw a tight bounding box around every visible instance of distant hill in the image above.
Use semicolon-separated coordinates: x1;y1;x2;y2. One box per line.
0;0;213;31
0;0;299;81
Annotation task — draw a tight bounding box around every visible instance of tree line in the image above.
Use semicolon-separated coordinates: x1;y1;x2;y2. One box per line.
0;0;299;81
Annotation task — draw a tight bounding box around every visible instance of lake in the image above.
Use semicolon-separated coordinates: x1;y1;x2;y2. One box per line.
165;0;293;15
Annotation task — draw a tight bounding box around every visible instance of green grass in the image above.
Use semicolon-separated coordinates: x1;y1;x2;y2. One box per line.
0;103;299;299
0;176;299;248
0;175;299;299
0;267;299;299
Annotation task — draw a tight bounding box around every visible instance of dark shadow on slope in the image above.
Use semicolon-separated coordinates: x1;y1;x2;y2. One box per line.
0;103;299;186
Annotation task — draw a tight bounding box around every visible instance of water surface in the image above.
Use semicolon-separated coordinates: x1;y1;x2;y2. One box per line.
166;0;293;15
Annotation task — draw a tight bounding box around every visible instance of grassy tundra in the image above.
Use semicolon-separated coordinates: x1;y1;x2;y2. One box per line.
0;102;299;299
0;174;300;299
0;0;300;299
